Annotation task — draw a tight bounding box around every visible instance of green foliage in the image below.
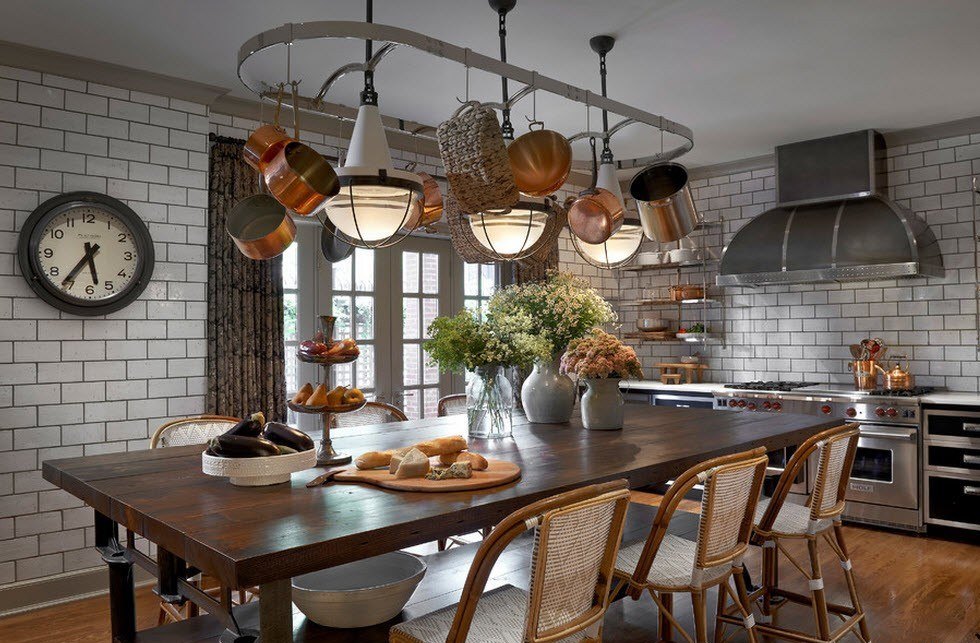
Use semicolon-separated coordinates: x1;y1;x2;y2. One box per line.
424;309;550;374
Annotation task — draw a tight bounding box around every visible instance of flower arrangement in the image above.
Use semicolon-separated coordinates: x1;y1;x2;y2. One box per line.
424;309;550;374
486;271;616;356
560;329;643;380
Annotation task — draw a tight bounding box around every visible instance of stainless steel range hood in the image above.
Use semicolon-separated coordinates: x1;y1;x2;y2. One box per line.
717;130;943;286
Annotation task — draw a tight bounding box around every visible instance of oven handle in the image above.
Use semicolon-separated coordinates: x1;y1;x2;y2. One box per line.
965;485;980;497
857;425;916;441
964;423;980;433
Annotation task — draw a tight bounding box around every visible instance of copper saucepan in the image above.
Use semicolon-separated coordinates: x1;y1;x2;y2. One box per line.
264;83;339;215
566;138;624;244
243;84;293;171
508;120;572;197
401;164;443;230
226;193;296;260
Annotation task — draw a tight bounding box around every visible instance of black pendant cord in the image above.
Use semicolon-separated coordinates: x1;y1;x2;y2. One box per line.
497;6;514;140
598;51;612;163
361;0;378;106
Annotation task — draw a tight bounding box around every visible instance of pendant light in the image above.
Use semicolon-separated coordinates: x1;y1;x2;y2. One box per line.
467;0;552;262
571;35;643;269
323;0;424;248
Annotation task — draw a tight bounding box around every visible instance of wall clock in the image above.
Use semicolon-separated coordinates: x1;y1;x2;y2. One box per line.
17;191;155;316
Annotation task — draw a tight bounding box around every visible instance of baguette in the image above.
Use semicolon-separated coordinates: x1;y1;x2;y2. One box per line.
355;435;468;470
437;451;488;471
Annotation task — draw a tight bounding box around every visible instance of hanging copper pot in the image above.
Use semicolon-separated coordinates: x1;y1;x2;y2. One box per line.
243;85;293;171
226;193;296;260
566;138;623;244
263;83;339;215
400;163;443;230
508;120;572;197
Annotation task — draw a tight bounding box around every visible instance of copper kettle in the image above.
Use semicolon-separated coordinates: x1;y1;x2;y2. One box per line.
876;359;914;390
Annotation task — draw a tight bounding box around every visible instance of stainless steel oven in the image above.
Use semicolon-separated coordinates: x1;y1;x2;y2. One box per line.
833;424;919;511
923;407;980;531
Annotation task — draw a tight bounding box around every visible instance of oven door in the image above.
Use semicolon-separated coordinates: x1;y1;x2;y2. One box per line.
813;423;919;510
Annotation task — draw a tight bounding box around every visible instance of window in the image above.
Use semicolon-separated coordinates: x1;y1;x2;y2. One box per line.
329;248;377;398
463;262;497;318
400;249;442;419
282;241;300;396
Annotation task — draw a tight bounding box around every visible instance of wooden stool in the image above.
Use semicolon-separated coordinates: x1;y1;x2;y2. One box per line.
660;372;683;385
655;362;706;384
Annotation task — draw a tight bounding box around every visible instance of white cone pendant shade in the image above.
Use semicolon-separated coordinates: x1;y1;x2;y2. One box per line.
469;201;549;260
325;104;423;245
596;161;625;209
573;161;642;268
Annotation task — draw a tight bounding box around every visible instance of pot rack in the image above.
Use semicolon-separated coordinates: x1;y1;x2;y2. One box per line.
237;21;694;171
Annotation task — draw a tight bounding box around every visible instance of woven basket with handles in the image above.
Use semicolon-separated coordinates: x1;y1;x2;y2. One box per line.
437;101;519;214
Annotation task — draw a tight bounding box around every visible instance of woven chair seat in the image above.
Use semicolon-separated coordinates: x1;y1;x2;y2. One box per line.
754;497;833;536
391;585;589;643
615;534;730;590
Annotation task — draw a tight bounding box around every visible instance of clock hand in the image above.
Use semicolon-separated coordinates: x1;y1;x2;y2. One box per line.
61;243;100;287
85;242;99;285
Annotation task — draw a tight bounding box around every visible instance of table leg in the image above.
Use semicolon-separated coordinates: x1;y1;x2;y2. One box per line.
258;578;292;643
96;512;136;643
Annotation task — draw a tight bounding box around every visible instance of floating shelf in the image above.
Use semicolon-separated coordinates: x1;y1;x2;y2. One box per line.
624;259;718;272
621;298;718;307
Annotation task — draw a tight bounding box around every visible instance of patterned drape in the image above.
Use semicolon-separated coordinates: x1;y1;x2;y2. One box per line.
206;139;287;422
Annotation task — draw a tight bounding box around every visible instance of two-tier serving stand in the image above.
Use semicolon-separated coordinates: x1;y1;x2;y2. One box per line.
286;315;365;466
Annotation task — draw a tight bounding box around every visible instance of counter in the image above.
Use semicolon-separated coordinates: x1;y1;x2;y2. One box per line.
619;380;725;395
920;392;980;407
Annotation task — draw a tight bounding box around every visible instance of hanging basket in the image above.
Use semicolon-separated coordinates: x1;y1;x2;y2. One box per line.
437;101;519;214
445;193;496;263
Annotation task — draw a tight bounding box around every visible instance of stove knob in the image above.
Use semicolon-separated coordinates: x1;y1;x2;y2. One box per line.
763;401;772;410
728;399;738;408
845;407;856;417
886;407;898;418
875;407;885;417
747;402;757;411
737;400;747;408
772;402;782;412
823;405;834;415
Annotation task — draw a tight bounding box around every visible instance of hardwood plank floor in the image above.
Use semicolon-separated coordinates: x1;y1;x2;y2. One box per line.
1;502;978;642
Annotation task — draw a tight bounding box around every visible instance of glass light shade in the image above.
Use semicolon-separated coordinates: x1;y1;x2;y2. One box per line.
327;182;422;243
573;223;643;268
469;206;548;259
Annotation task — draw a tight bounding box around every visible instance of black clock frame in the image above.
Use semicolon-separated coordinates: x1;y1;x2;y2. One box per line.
17;191;155;316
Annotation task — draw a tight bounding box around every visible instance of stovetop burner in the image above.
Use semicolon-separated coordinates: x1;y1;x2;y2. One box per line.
724;381;819;392
865;387;934;397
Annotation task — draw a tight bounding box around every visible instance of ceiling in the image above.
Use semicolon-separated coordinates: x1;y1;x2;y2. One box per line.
2;0;978;168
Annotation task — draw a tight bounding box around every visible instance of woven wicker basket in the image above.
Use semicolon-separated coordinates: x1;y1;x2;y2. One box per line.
437;101;519;214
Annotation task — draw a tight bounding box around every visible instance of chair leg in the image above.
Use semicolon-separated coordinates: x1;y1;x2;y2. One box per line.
713;581;727;643
692;589;709;643
731;569;759;643
806;536;832;640
832;523;870;642
659;591;673;642
760;542;775;619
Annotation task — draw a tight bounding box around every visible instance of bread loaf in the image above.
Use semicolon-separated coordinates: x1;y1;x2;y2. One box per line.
438;451;488;471
355;435;468;470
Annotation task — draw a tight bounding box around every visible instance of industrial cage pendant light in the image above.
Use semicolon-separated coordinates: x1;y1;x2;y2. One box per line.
466;0;551;261
571;35;644;269
323;0;424;248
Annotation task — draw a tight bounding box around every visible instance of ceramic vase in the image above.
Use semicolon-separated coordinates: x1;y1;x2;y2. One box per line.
580;377;624;430
521;354;576;423
467;365;513;439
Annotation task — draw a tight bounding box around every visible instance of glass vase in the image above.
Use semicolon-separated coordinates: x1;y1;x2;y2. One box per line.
467;365;514;439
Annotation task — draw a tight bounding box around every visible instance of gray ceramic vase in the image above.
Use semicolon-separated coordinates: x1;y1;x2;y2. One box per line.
580;378;624;430
521;355;576;423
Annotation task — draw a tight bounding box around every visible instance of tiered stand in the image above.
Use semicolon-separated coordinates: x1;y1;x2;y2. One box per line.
288;316;364;466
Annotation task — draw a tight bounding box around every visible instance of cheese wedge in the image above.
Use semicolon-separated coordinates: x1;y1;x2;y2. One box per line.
394;448;430;479
388;447;412;474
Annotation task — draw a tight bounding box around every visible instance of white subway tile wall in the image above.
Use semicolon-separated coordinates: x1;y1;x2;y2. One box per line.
0;68;207;585
614;133;980;390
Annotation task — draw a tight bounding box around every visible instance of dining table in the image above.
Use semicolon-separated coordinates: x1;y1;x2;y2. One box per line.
41;403;843;643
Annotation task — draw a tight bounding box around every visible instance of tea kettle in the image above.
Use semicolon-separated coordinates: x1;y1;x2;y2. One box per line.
875;358;914;390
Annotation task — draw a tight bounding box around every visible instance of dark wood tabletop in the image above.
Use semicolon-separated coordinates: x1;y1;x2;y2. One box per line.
42;404;842;589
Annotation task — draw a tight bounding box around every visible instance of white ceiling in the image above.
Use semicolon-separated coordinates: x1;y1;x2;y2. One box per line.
2;0;978;168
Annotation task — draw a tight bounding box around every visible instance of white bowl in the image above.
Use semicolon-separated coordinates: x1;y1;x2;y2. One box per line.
201;447;316;486
292;552;427;628
635;251;663;266
680;355;701;364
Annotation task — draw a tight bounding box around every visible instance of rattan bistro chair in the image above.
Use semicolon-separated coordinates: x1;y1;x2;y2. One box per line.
720;423;869;643
613;448;769;643
437;394;467;417
332;401;409;428
150;414;240;448
390;480;631;643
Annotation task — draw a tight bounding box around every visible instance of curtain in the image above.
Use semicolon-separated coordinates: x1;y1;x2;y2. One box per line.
206;139;287;422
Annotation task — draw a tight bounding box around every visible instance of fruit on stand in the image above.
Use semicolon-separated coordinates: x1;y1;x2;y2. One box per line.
342;388;366;404
298;337;360;359
291;383;314;404
305;384;329;407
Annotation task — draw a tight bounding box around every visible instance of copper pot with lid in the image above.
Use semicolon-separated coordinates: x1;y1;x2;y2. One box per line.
507;120;572;197
566;138;624;244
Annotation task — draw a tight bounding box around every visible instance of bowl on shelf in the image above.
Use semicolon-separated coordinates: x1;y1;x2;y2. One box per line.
292;552;427;628
635;251;663;266
679;355;701;364
201;447;316;486
637;317;669;332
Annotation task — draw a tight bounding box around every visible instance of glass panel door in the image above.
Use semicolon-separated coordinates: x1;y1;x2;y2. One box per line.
328;247;377;398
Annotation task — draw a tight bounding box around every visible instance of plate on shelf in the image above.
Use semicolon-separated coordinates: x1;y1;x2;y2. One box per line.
297;352;359;364
288;399;367;414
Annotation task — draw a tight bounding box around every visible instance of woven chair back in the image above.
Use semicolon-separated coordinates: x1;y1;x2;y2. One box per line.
151;416;239;448
437;394;467;417
809;425;860;521
332;401;408;428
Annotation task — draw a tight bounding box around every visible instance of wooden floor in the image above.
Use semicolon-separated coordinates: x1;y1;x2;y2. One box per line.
2;498;979;642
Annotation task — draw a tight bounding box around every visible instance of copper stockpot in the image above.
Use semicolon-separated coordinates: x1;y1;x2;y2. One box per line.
507;121;572;197
566;138;624;244
848;359;878;390
226;194;296;260
630;162;699;243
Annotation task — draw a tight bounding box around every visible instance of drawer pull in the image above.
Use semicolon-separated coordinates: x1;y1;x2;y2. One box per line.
964;454;980;465
965;485;980;496
964;423;980;433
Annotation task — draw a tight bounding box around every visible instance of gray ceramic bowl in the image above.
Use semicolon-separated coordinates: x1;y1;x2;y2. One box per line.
291;552;426;628
637;318;668;332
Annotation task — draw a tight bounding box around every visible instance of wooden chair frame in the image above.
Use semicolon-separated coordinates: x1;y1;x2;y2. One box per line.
391;480;631;643
719;423;871;643
149;414;240;448
613;447;769;643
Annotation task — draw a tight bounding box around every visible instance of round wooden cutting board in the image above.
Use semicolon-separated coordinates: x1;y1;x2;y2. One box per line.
334;459;521;492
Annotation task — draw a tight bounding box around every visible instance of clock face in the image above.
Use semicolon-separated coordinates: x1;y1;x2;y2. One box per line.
36;205;140;302
18;192;155;316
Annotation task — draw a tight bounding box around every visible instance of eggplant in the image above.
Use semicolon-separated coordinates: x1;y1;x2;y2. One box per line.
263;422;315;452
223;418;263;438
210;434;280;458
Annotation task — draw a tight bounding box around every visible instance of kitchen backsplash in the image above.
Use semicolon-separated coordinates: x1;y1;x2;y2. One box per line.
611;132;980;391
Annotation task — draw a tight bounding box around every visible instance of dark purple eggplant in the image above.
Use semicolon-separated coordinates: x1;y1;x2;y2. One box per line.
262;422;315;452
211;434;280;458
223;418;263;438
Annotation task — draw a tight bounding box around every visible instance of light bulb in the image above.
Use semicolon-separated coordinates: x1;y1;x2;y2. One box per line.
574;223;643;268
469;207;548;258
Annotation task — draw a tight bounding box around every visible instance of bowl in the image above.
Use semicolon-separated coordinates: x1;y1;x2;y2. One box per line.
635;251;663;266
292;552;427;628
680;355;701;364
201;447;316;486
637;318;668;332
